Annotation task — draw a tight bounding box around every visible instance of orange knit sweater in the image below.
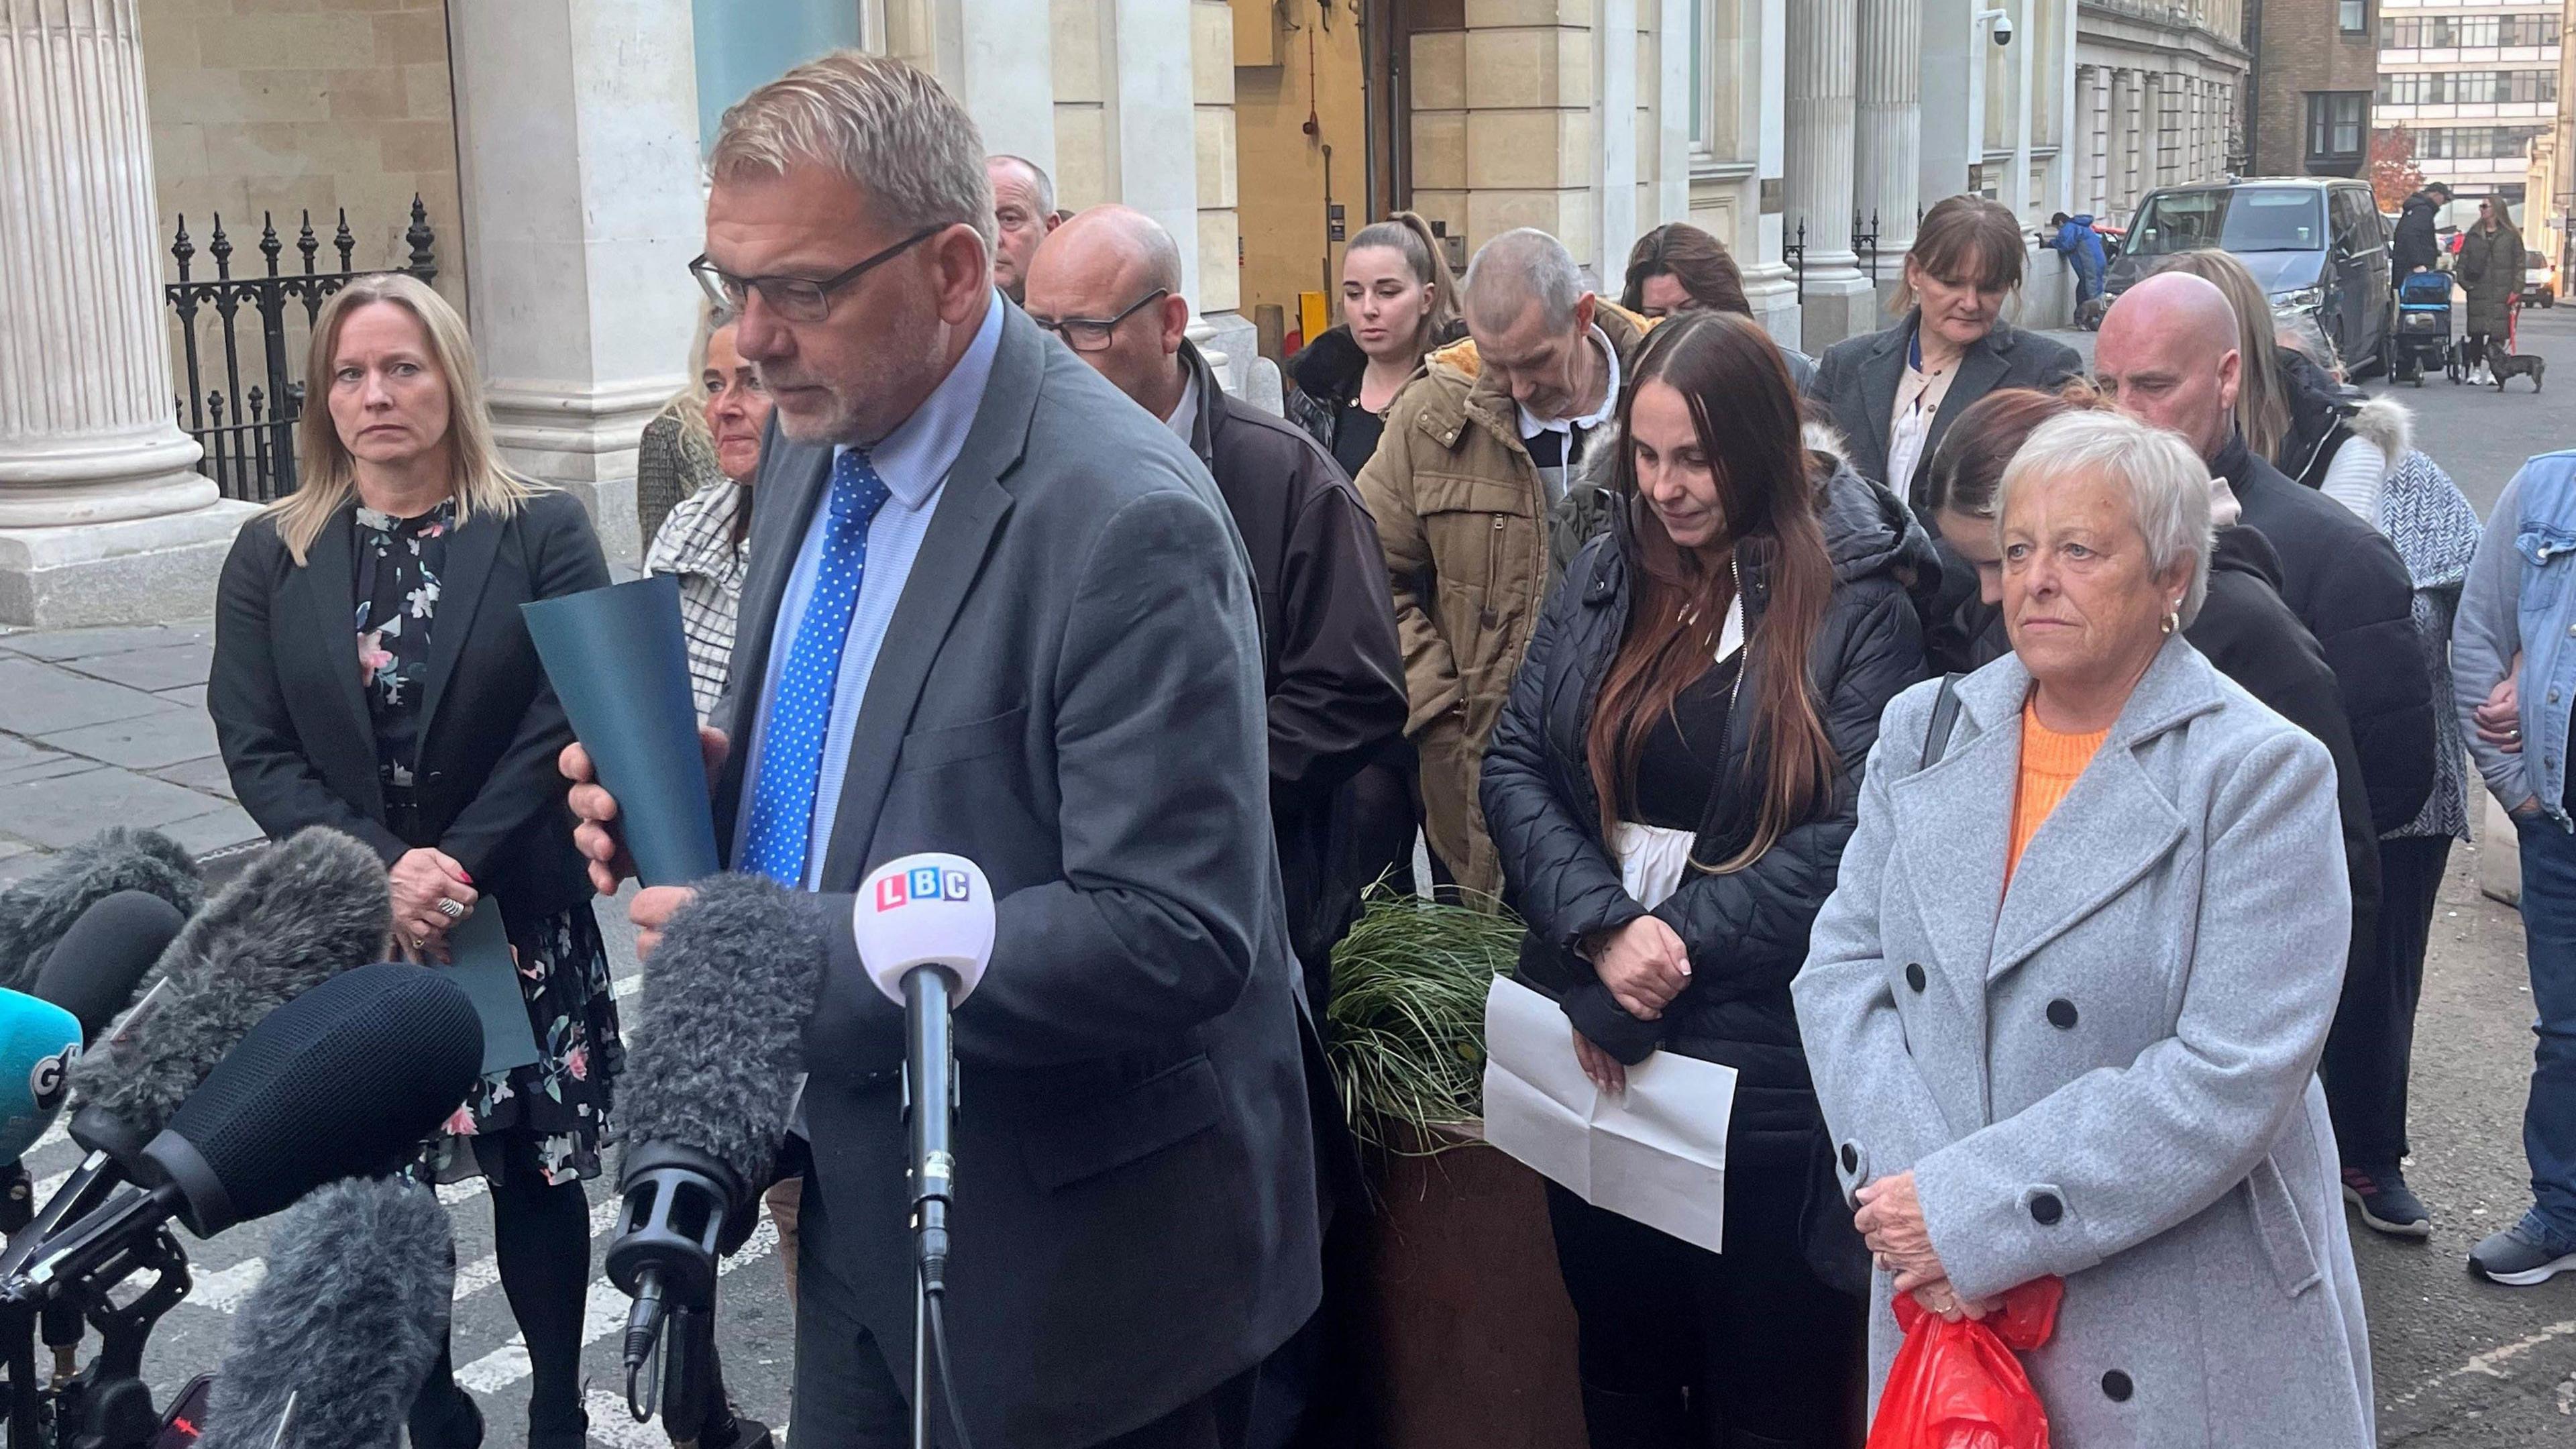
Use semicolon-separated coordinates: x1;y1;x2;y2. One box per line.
2007;700;2107;882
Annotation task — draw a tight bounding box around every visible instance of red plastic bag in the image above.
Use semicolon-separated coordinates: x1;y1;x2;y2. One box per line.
1865;1276;2065;1449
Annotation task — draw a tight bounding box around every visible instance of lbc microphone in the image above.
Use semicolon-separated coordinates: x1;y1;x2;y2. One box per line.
1;961;481;1303
0;828;200;994
64;825;392;1169
34;890;186;1046
606;871;826;1424
851;853;995;1300
196;1175;454;1449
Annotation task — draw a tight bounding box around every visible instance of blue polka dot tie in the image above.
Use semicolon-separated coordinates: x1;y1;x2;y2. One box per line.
741;449;894;888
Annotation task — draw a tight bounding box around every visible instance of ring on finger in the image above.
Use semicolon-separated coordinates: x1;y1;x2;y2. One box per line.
435;898;466;920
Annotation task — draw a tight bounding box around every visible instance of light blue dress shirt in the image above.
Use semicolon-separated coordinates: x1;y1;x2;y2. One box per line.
734;297;1006;887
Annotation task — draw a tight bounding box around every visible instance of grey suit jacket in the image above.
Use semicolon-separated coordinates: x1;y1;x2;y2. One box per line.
1809;314;2085;501
714;305;1320;1446
1793;639;2372;1446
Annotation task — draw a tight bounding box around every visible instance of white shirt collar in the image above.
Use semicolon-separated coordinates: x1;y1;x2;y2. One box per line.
1517;324;1622;441
833;292;1007;508
1162;368;1200;445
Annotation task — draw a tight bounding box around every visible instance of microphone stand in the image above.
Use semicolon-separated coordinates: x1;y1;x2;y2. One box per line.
0;1163;36;1449
903;969;959;1449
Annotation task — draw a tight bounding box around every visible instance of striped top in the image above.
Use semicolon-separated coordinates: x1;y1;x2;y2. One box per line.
2007;698;2108;883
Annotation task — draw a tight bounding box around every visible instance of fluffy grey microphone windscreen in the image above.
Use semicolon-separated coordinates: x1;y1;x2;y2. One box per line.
0;827;202;993
617;871;827;1193
197;1174;454;1449
68;825;392;1138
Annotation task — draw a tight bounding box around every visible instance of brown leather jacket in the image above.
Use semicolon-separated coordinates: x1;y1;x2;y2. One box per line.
1352;302;1654;899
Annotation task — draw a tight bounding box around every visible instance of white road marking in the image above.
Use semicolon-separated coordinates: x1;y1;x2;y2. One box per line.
455;1220;777;1395
185;1258;268;1313
2392;1318;2576;1406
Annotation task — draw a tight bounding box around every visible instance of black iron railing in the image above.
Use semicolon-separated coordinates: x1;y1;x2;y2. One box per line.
165;197;437;502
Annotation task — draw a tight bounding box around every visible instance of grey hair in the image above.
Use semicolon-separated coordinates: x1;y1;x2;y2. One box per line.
710;51;994;247
1464;227;1584;332
989;153;1055;217
1993;409;2215;627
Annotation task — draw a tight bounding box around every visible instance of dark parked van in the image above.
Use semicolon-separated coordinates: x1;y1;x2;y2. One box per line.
2104;178;2395;374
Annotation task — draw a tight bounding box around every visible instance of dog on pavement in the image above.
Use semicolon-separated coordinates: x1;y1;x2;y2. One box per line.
2489;350;2546;392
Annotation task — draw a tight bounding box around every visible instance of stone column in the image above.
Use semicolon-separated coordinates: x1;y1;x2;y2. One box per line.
0;0;256;626
445;0;706;568
1856;0;1923;291
1742;0;1802;350
2113;67;2142;216
1784;0;1873;347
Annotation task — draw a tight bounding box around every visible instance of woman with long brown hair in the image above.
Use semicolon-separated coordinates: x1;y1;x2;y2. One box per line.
1481;311;1933;1447
1619;220;1815;390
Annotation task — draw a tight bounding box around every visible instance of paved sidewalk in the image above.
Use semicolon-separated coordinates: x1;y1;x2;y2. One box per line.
0;619;260;883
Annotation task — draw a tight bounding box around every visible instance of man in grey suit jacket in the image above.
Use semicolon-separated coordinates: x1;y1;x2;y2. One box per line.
568;54;1319;1449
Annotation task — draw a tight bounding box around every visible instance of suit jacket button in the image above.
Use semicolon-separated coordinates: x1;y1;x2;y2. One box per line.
2030;1192;2063;1225
1840;1142;1859;1173
2101;1370;2134;1402
2046;998;2078;1029
1905;963;1927;992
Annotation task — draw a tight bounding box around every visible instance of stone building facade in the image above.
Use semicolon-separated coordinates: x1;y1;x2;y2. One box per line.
1;0;2186;627
2071;1;2251;225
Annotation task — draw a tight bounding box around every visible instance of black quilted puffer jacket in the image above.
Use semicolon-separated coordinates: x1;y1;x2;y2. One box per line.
1480;453;1933;1157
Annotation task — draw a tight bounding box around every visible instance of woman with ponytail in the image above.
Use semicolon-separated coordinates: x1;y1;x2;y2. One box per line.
1287;211;1462;479
1481;311;1933;1448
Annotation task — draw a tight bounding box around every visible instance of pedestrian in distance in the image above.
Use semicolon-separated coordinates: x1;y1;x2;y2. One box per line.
1618;221;1816;392
2392;182;2451;276
985;152;1059;305
2453;448;2576;1286
2458;198;2524;386
2038;211;2107;325
645;305;771;722
1285;211;1467;906
1353;227;1656;903
1811;195;2084;500
206;272;627;1449
1795;407;2375;1448
566;51;1320;1449
1481;311;1934;1448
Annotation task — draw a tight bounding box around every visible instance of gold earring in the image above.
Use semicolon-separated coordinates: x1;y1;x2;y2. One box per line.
2162;605;2180;636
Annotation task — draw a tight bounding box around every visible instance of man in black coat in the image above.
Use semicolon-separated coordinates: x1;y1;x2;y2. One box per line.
2394;183;2450;276
1023;204;1410;997
2095;272;2434;832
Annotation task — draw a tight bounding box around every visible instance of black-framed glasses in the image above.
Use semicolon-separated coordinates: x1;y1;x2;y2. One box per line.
688;225;945;323
1030;288;1169;353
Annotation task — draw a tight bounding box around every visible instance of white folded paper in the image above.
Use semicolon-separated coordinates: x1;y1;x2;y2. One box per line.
1481;974;1739;1253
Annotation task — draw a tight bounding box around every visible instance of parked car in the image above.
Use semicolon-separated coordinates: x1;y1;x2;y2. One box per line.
2103;177;2395;375
2526;239;2560;307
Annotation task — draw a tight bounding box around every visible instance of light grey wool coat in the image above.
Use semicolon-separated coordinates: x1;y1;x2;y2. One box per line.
1792;637;2373;1448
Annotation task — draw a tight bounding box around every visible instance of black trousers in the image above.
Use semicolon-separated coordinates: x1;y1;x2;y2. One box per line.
2322;835;2453;1165
1546;1158;1864;1449
792;1189;1258;1449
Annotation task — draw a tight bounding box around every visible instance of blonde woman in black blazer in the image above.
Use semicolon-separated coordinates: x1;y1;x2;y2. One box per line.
209;274;615;1449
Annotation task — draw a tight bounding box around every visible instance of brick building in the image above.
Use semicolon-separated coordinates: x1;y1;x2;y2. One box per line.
2248;0;2383;175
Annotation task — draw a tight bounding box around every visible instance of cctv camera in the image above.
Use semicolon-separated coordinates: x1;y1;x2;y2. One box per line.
1991;12;2014;45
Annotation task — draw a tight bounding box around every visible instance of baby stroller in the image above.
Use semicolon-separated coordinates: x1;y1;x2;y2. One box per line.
2392;270;2453;386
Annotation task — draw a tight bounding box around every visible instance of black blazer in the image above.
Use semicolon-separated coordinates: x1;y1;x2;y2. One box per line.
209;490;610;926
712;305;1320;1446
1809;313;2085;501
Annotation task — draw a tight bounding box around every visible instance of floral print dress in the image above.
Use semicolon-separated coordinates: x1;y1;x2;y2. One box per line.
355;501;624;1188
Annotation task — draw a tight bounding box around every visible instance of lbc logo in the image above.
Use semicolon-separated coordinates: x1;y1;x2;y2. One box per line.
875;865;974;912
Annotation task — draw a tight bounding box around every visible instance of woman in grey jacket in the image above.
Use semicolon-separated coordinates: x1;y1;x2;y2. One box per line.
1794;409;2371;1444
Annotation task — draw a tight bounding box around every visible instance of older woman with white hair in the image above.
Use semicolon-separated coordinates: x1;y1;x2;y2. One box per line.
1793;409;2373;1444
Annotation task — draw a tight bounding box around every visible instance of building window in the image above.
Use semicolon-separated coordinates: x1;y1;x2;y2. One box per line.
2376;69;2558;106
2413;125;2548;160
2306;93;2367;166
2339;1;2365;35
2504;14;2562;46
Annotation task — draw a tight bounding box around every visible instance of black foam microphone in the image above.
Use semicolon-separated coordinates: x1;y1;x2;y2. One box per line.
65;824;392;1167
0;828;200;995
1;961;481;1303
33;890;185;1045
605;872;824;1424
195;1175;455;1449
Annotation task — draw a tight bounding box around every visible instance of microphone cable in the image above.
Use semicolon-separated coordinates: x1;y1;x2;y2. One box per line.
923;1260;975;1449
